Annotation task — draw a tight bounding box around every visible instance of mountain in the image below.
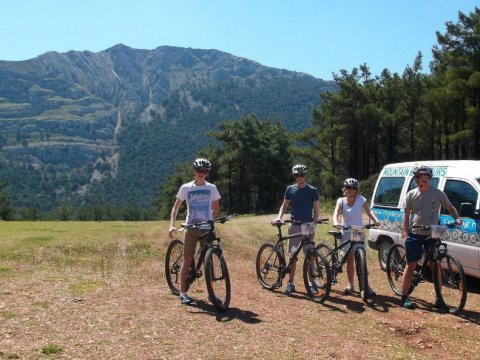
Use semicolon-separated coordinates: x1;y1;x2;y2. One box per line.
0;44;336;212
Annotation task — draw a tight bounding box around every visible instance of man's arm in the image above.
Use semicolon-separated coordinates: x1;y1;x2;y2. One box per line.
447;204;462;226
312;200;320;222
402;208;411;240
168;198;183;238
212;199;220;218
271;198;290;225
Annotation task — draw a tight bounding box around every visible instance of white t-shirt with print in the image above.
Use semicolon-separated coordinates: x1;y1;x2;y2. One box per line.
176;180;221;225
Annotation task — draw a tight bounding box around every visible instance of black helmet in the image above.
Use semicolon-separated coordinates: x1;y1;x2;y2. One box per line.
344;178;359;188
193;158;211;171
292;164;308;174
412;165;432;178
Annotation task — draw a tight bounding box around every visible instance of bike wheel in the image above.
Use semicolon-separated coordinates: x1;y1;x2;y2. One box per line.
256;243;283;290
165;239;188;295
386;244;413;296
377;240;392;271
205;247;231;312
355;248;373;305
303;249;331;303
433;252;467;314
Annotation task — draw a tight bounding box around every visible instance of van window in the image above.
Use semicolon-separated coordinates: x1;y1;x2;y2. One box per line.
443;180;478;215
374;177;405;207
407;177;440;191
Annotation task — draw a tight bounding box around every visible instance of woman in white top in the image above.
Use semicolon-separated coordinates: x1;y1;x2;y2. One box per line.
332;178;380;295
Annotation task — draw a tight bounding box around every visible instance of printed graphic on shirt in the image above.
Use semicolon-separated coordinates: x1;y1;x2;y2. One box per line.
188;189;211;223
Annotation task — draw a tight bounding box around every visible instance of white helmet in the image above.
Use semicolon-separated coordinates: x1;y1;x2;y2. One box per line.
344;178;359;188
292;164;308;174
193;158;211;171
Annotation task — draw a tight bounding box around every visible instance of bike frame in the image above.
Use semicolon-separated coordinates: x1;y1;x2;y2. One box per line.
327;228;366;272
272;222;316;278
182;221;223;284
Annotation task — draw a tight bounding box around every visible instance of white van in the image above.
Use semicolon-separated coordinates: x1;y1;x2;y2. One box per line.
368;161;480;279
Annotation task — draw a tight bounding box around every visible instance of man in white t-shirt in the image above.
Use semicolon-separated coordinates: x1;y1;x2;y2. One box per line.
168;158;221;305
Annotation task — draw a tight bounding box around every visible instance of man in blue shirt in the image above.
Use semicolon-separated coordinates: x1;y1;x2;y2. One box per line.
272;164;320;294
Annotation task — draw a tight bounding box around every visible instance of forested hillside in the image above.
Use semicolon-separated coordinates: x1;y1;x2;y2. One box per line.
0;45;336;217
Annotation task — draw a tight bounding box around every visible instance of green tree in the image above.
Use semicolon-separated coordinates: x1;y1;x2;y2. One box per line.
0;182;13;220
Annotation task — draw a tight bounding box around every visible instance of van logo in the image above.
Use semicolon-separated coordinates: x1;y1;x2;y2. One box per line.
382;166;448;177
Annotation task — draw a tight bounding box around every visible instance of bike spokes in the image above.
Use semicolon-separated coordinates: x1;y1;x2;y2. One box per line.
165;239;185;295
434;252;467;314
386;244;408;296
256;243;282;290
205;249;231;312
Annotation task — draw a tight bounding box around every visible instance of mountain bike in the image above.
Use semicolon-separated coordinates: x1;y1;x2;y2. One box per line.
316;224;377;304
256;219;331;303
165;215;235;312
386;223;467;314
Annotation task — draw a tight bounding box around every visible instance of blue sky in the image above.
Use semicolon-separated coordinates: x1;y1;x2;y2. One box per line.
1;1;478;80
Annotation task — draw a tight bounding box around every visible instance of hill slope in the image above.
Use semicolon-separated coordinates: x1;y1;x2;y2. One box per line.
0;44;336;211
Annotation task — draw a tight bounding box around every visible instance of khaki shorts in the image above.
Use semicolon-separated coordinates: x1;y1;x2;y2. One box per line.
183;228;208;258
288;224;314;256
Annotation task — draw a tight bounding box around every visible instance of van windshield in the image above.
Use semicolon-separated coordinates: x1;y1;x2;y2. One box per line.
374;177;405;207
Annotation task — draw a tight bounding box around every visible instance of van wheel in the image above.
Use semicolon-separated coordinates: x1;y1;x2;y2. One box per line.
378;240;393;271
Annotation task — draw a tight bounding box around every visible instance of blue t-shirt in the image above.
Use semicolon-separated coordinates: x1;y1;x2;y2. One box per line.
285;184;319;222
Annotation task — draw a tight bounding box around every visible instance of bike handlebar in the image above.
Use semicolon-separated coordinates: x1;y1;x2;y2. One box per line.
274;218;328;226
181;214;237;230
336;224;377;230
411;223;457;231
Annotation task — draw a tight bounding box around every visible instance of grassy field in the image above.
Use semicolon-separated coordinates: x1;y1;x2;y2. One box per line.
0;216;479;359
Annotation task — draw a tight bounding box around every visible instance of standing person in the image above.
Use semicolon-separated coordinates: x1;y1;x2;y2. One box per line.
168;158;221;305
271;164;320;294
332;178;380;296
400;165;462;309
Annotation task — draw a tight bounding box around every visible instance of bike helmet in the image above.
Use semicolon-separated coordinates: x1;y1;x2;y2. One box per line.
193;158;212;171
344;178;359;188
412;165;432;178
292;164;308;174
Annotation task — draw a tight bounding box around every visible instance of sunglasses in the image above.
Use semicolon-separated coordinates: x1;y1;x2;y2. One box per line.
294;173;306;178
414;174;424;179
345;186;357;190
195;169;209;174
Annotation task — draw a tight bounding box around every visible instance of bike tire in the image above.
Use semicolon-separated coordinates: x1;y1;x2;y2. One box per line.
165;239;188;295
303;249;331;303
205;247;231;312
386;244;413;296
355;248;373;305
377;240;392;272
255;243;284;290
433;251;467;315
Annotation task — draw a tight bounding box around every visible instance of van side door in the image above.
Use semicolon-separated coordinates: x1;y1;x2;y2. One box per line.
440;179;479;277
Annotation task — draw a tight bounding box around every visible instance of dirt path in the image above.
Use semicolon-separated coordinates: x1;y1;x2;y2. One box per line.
1;219;479;359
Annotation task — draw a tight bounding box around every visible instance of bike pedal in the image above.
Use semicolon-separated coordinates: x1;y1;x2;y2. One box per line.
196;270;203;277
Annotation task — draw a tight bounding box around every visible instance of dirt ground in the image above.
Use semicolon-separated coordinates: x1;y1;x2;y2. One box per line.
1;218;479;359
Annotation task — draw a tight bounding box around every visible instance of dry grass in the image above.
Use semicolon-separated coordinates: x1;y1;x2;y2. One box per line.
0;217;479;359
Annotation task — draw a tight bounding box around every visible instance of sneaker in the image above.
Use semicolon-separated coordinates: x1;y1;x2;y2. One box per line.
310;283;319;294
344;284;354;295
180;294;192;305
433;298;447;309
285;281;295;294
401;296;414;309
